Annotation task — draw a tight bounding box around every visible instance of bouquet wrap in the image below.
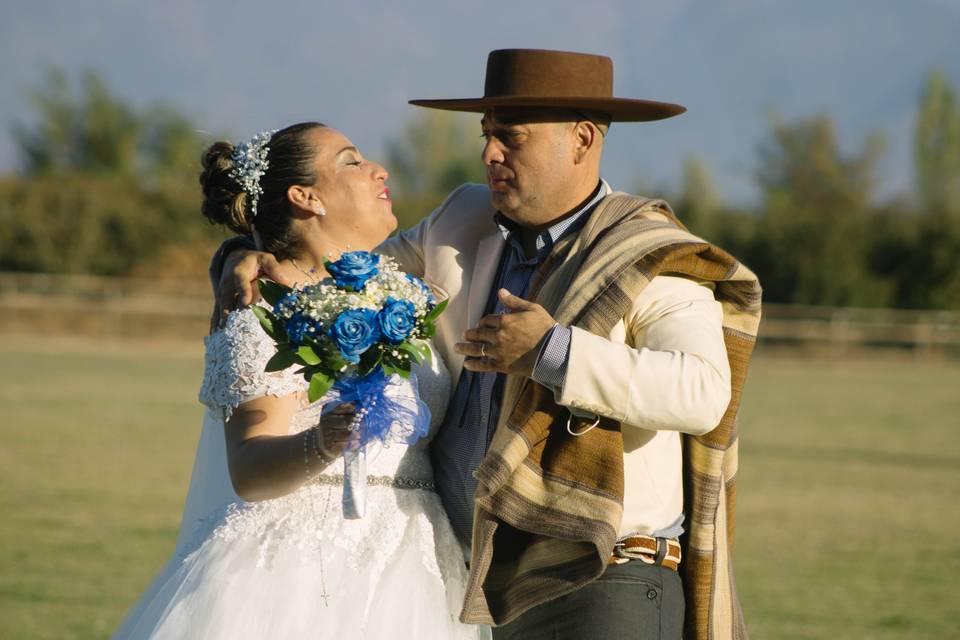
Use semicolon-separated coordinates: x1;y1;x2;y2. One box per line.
321;371;431;517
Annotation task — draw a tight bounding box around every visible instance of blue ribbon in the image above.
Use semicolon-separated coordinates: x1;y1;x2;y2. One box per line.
323;370;431;450
320;371;431;519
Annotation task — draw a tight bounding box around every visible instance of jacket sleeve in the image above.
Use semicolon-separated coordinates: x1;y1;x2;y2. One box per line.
376;184;477;278
376;220;428;278
554;275;732;435
208;235;256;296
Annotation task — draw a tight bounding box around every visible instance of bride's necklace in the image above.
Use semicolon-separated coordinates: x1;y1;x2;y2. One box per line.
291;245;354;285
291;258;323;284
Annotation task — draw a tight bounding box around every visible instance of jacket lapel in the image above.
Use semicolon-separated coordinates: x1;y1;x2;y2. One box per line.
444;229;503;388
466;230;505;330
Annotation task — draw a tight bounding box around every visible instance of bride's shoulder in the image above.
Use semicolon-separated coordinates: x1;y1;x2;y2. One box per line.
204;303;273;353
200;304;305;416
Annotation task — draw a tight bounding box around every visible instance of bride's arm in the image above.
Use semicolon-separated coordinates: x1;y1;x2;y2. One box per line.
224;395;353;502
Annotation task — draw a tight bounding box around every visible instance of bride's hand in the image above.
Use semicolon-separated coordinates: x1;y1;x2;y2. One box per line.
315;403;357;463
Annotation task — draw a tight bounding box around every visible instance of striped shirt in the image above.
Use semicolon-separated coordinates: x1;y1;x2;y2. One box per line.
431;180;610;545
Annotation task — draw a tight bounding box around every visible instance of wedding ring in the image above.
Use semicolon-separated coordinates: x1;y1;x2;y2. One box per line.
480;343;487;358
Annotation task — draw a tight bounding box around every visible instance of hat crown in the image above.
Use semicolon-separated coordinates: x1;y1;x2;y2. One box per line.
483;49;613;99
408;48;685;122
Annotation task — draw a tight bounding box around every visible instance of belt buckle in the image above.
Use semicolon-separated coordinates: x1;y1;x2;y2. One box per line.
613;535;658;564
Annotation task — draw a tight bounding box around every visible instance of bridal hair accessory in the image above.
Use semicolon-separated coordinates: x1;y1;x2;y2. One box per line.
229;129;277;219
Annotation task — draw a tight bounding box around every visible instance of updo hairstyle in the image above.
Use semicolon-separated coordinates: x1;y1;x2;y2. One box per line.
200;122;325;259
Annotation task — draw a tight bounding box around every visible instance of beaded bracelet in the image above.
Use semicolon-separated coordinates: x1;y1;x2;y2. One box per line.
311;424;338;464
302;427;314;479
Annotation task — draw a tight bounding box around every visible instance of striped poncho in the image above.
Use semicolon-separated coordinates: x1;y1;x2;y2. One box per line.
460;193;762;640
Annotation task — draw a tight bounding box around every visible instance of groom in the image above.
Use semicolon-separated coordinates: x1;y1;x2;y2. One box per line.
216;49;761;640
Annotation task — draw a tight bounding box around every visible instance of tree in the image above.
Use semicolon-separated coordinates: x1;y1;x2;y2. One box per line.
12;68;207;180
1;68;220;277
749;114;890;306
915;70;960;217
868;72;960;310
385;110;486;229
13;68;141;176
675;155;720;237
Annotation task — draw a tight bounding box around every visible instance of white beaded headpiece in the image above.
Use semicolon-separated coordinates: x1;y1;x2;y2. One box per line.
229;129;277;219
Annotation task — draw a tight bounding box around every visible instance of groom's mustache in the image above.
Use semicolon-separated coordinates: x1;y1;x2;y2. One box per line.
487;169;514;181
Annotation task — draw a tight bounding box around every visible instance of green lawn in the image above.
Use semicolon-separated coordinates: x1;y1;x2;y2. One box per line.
1;339;958;638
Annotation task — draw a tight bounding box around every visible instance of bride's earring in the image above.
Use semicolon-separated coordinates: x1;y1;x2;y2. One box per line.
314;201;326;216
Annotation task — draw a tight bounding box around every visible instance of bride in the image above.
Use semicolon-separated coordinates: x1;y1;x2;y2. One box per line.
114;122;485;639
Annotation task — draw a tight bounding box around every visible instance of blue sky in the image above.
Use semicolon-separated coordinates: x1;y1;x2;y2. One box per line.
2;0;958;204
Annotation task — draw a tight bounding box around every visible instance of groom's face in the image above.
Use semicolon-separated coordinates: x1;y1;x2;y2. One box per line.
480;108;580;227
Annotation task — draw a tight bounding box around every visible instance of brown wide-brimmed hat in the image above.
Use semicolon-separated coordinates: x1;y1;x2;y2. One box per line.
409;48;686;122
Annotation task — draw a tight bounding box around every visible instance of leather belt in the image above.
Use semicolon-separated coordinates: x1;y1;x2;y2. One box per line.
609;534;681;571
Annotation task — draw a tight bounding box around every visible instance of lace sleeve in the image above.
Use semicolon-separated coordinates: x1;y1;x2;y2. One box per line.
198;307;307;420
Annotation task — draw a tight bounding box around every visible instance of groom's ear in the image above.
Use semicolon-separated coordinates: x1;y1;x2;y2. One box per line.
572;120;601;164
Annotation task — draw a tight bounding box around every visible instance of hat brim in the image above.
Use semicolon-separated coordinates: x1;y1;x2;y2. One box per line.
408;96;686;122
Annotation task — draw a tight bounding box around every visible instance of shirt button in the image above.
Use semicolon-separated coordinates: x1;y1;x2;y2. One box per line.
647;589;658;600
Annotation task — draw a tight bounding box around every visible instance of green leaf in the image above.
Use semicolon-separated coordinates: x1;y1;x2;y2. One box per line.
308;371;334;403
382;357;411;378
251;305;282;341
258;279;292;307
265;349;299;372
356;345;382;377
382;344;415;377
425;298;448;322
296;345;321;365
419;322;437;339
400;340;432;364
313;336;350;373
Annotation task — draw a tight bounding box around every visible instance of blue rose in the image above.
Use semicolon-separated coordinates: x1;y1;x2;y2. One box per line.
329;308;381;363
378;298;417;344
326;251;380;291
284;312;317;345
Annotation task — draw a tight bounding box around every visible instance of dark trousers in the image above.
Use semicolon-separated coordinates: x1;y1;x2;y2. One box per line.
491;561;684;640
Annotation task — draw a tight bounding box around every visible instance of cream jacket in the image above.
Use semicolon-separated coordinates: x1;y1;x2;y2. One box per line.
378;184;731;536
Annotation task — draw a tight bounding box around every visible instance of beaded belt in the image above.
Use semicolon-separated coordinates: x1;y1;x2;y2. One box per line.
315;474;436;492
609;534;682;571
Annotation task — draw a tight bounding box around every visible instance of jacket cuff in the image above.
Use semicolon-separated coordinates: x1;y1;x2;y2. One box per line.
208;235;256;293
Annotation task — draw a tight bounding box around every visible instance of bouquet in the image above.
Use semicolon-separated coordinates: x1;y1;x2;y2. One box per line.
251;251;447;518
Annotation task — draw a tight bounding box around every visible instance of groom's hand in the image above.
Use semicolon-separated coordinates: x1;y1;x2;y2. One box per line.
215;250;298;325
456;288;556;377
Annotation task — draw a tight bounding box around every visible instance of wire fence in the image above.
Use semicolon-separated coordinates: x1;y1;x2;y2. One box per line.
2;272;959;358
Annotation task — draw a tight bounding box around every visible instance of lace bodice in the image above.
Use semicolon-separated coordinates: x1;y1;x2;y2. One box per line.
199;307;451;475
187;307;453;570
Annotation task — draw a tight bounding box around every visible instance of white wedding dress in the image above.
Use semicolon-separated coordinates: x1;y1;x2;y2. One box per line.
114;308;486;639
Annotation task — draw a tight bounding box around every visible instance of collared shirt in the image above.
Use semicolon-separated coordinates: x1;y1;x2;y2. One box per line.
431;180;610;545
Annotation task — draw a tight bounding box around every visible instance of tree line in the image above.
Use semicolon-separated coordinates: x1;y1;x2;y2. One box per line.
0;68;957;309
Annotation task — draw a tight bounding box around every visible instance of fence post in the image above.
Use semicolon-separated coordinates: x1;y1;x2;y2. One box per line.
830;309;849;357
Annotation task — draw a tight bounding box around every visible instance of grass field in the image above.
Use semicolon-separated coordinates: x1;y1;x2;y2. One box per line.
1;338;958;639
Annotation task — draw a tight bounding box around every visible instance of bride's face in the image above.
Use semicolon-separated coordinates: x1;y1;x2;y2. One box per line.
309;127;397;248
